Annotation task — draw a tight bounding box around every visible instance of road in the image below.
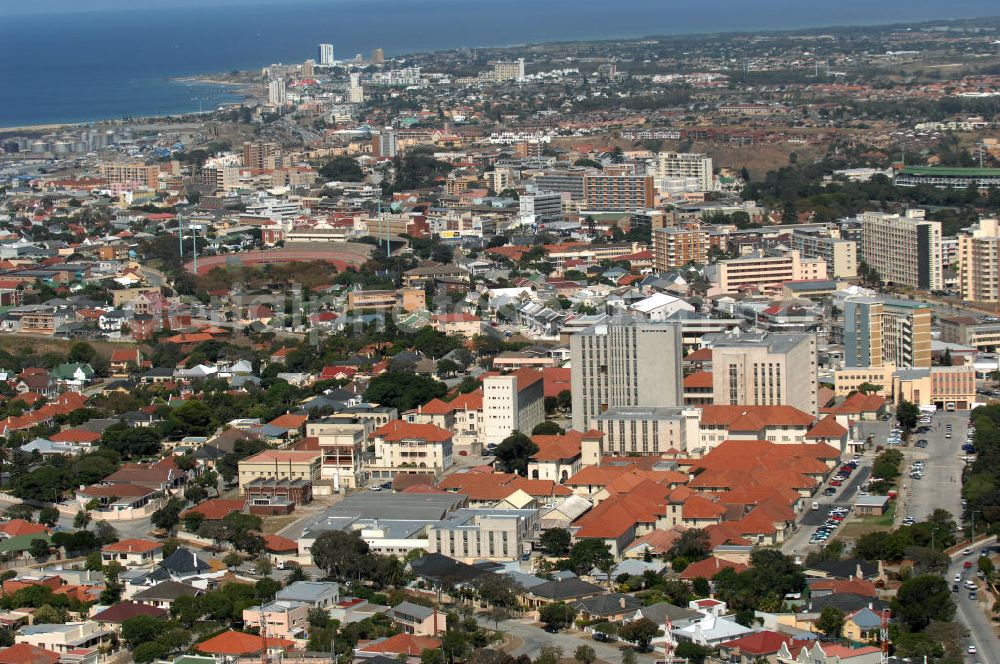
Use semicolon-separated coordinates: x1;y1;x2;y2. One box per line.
949;538;999;663
476;616;658;662
782;457;871;557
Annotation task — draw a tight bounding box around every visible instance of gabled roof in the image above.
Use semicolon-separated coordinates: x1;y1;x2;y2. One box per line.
181;498;245;521
806;414;849;439
679;556;748;580
530;430;591;462
0;644;60;664
683;371;713;388
359;634;442;657
719;630;794;655
700;405;815;430
92;601;168;623
101;539;161;554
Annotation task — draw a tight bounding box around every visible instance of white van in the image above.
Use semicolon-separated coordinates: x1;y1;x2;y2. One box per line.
811;501;820;511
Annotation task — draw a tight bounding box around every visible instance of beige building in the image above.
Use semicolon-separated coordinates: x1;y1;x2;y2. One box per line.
893;366;977;411
792;229;858;279
391;601;447;637
369;420;453;479
16;622;111;655
958;218;1000;303
347;288;426;312
569;320;684;431
306;420;369;490
860;209;942;291
483;369;545;445
833;365;896;397
431;313;482;338
939;316;1000;352
594;406;701;455
657;152;713;191
705;330;818;416
428;508;537;562
652;227;709;270
237;450;322;490
712;250;827;294
882;299;932;369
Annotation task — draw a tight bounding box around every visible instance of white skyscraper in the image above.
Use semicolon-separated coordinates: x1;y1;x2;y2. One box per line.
268;79;287;106
319;43;335;66
348;72;364;103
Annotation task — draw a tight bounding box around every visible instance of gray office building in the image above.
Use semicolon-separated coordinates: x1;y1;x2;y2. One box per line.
570;317;684;431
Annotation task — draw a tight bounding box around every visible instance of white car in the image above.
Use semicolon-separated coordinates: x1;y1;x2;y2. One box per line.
964;548;974;556
968;645;977;654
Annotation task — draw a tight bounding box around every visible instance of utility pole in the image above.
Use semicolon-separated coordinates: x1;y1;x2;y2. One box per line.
191;224;200;274
178;218;184;258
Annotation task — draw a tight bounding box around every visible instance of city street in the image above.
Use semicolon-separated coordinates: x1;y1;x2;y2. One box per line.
949;538;999;663
476;616;658;662
783;456;871;557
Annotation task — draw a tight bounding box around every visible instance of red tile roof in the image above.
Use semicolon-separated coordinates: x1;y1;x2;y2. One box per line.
0;644;60;664
196;631;294;656
719;630;794;655
700;405;815;430
268;413;308;430
683;371;713;389
806;414;849;439
437;472;571;501
359;634;442;657
182;499;246;521
821;392;886;415
530;430;593;462
101;539;161;554
0;520;48;538
372;420;452;443
543;367;571;398
263;534;298;553
92;602;167;623
679;556;748;580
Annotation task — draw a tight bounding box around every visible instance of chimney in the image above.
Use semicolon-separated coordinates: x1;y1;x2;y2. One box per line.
619;597;626;609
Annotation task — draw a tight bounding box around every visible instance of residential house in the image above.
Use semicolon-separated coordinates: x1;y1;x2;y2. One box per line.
391;601;446;636
241;601;309;639
369;421;453;480
100;539;162;567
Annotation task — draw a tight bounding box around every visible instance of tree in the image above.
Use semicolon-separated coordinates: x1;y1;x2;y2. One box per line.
100;422;162;458
621;651;637;664
816;606;845;637
133;642;169;664
473;574;522;610
310;530;371;582
493;431;538;476
619;618;659;651
979;555;995;579
573;645;596;664
68;342;97;365
539;528;571;556
668;529;710;562
29;538;50;559
538;602;576;630
151;498;185;532
675;641;712;664
94;521;117;545
37;506;59;527
363;371;447;412
896;400;920;432
691;577;711;598
223;552;242;569
122;615;162;649
255;555;273;577
857;382;883;395
168;400;217;437
32;605;66;624
893;574;955;631
535;646;563;664
73;510;90;531
568;539;613;576
557;390;572;412
531;421;564;436
319;156;364;182
436;359;461;378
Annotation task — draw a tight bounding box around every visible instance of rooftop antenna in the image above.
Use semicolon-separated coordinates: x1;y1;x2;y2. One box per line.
880;608;891;664
662;612;675;664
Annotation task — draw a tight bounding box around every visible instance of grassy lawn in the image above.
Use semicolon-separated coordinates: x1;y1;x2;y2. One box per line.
837;503;897;540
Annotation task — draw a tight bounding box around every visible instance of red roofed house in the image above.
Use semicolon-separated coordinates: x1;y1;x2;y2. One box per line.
679;556;748;580
0;644;60;664
108;349;142;377
356;634;442;659
436;471;570;508
101;539;163;567
405;389;483;451
718;630;796;662
572;480;672;557
528;430;601;483
683;371;714;405
181;499;246;522
196;631;293;657
370;420;454;479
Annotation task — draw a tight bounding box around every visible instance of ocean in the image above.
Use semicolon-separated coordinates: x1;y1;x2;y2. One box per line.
1;0;998;129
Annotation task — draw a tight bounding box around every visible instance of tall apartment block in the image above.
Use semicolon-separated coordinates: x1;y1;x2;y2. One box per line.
348;73;364;103
493;58;526;82
657;152;713;191
860;209;942;290
959;218;1000;303
841;295;931;369
842;297;884;368
372;127;397;158
704;330;818;416
583;174;655;211
483;369;545;445
268;79;287;106
792;228;858;279
370;48;385;65
652;227;709;270
242;141;280;170
569;319;684;431
318;43;335;66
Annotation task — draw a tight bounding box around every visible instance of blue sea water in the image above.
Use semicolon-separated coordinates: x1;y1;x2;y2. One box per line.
1;0;998;128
